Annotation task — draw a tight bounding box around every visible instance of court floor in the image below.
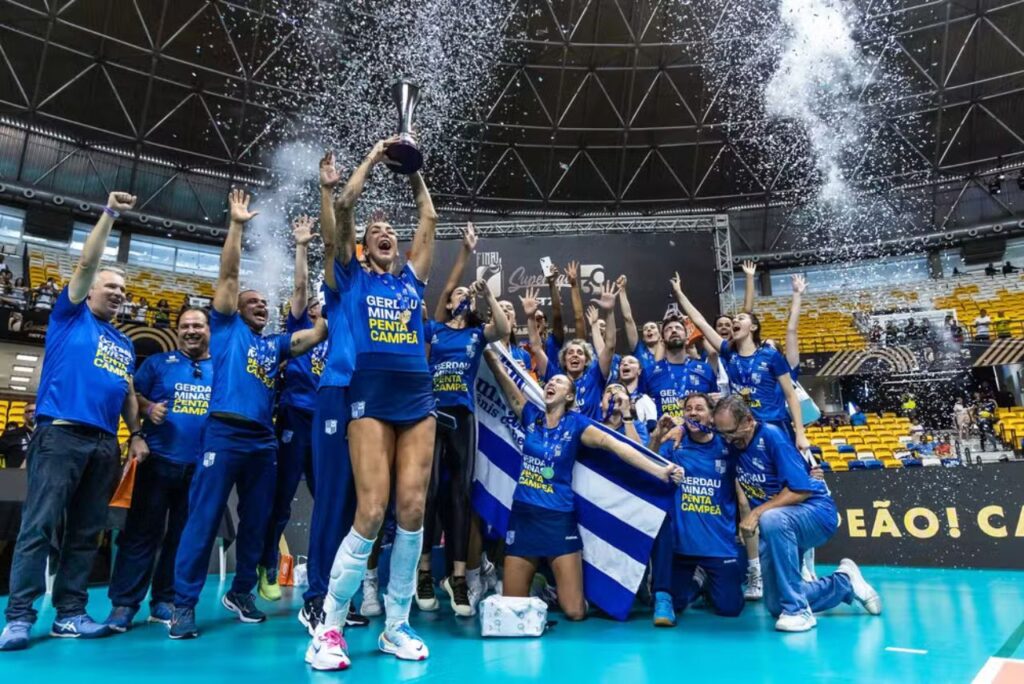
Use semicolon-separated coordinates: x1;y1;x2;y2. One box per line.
1;566;1022;683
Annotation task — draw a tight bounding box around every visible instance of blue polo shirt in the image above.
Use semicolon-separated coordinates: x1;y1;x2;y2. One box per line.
425;320;486;410
641;358;717;418
134;350;212;464
514;403;589;512
719;341;792;423
279;310;326;412
319;274;355;389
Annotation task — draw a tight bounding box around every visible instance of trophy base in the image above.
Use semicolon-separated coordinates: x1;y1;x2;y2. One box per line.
385;139;423;175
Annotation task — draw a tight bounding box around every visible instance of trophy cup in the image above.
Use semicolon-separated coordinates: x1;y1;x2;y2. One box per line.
385;80;423;175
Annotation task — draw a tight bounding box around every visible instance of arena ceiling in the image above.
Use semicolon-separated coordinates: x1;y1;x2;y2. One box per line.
0;0;1023;251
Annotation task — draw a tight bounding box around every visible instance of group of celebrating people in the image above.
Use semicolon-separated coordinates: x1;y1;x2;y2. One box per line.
0;138;882;669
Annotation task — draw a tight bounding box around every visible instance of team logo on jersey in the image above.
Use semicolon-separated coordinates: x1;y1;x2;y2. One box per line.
752;457;766;471
203;452;216;467
351;401;366;419
166;355;179;363
431;333;439;345
505;530;516;546
751;372;762;384
282;430;294;444
325;419;338;435
715;459;727;474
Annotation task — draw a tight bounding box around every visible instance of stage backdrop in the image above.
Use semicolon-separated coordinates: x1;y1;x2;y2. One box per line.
422;231;720;352
817;463;1024;569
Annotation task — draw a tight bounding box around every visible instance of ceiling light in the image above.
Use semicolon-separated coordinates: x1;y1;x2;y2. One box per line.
12;366;34;374
987;177;1002;195
15;354;38;362
10;376;30;383
9;385;26;391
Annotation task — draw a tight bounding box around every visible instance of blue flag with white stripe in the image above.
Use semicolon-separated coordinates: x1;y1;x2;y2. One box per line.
473;343;673;620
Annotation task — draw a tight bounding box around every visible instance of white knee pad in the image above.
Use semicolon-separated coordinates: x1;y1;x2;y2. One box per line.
323;530;375;627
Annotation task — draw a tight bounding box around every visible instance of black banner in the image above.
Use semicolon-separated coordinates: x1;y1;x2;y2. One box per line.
818;463;1024;569
424;232;721;351
0;303;50;343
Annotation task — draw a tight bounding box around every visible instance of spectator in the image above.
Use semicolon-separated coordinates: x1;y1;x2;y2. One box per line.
975;395;997;450
904;317;921;341
994;311;1011;339
985;262;998;277
974;309;992;342
1002;260;1018;276
0;405;33;469
32;278;57;312
117;292;136;323
934;436;953;457
900;392;917;417
10;277;27;307
134;296;149;324
953;397;970;439
154;299;171;328
869;321;883;345
952;267;962;277
849;405;867;427
0;253;11;275
885;320;898;344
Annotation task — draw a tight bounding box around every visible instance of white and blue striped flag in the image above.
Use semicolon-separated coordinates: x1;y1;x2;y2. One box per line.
473;343;673;620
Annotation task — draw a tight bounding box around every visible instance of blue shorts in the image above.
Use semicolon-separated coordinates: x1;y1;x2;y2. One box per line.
348;369;435;425
505;501;582;559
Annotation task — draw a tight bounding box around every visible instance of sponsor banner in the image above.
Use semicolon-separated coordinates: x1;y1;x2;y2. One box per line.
818;463;1024;569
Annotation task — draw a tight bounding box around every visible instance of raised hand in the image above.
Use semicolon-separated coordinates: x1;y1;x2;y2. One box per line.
792;273;807;295
462;222;478;251
742;259;757;277
670;272;684;297
615;274;627;291
292;215;316;246
319;149;342;188
565;260;579;286
228;188;259;224
593;281;620;312
546;264;561;284
585;305;599;328
372;135;402;166
469;278;487;297
106;192;137;212
519;287;540;317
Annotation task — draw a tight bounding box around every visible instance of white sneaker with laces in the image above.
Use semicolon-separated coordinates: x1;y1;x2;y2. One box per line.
361;576;383;617
305;626;350;670
837;558;882;615
775;609;817;632
378;622;429;661
744;571;763;601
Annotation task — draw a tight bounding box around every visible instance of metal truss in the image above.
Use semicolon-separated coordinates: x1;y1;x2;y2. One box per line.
0;0;1023;252
389;213;727;240
713;218;736;315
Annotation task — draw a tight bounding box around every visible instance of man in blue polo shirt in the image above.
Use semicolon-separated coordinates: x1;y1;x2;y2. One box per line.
169;189;327;640
104;308;213;632
642;318;717;418
0;192;147;651
713;395;882;632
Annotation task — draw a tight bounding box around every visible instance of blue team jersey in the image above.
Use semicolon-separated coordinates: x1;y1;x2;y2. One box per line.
731;423;833;522
660;434;738;558
514;403;589;511
641;358;718;418
36;287;135;434
509;344;533;373
320;275;355;389
426;320;486;410
719;341;791;423
634;340;657;372
207;309;290;431
336;257;427;373
616;419;648;446
608;353;623;383
134;350;212;464
545;360;606;419
279;311;326;412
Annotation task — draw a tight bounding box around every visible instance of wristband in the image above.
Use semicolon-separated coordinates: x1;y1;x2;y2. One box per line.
103;206;120;219
129;430;144;440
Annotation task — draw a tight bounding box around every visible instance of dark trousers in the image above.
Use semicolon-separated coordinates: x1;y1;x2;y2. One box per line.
5;423;120;623
259;406;315;579
650;519;744;617
173;417;276;608
304;386;356;602
423;406;476;564
107;454;195;610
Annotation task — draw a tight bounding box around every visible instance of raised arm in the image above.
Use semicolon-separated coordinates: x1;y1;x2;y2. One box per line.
565;260;587;337
335;138;392;266
520;287;548;378
213;189;259;316
477;279;510;343
742;259;756;314
290;215;315;319
670;272;724;351
581;424;681;483
547;265;566;346
290;317;328;357
595;281;619;379
408;171;438;279
586;305;604;356
617;275;640;352
484;349;527;419
785;274;805;370
433;223;476;321
319;150;342;291
777;372;809;450
69;192;136;304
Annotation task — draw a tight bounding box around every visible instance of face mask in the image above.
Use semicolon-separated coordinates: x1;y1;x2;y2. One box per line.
684;417;715;435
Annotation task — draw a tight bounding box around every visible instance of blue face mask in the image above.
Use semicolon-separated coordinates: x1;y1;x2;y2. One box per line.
684;417;715;435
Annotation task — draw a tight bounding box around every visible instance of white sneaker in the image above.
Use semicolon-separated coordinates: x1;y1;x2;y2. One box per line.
378;622;429;661
305;626;351;670
361;576;383;617
744;571;763;601
775;609;817;632
837;559;882;615
481;558;499;594
800;549;818;582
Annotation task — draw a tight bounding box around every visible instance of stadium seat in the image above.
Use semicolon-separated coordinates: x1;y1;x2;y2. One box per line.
847;460;866;470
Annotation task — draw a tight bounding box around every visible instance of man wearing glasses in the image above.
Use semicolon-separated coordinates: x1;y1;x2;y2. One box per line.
103;307;213;632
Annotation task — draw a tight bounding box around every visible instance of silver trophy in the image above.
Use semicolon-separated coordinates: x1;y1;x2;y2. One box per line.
385;80;423;175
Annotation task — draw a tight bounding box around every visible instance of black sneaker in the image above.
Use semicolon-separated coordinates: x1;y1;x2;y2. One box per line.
443;575;474;617
222;592;266;624
415;570;439;611
345;606;369;628
298;596;323;636
168;607;198;640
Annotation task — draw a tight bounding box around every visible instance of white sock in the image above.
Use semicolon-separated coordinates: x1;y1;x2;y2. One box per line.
481;552;494;573
748;557;761;575
384;526;424;631
324;530;375;629
466;567;482;592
